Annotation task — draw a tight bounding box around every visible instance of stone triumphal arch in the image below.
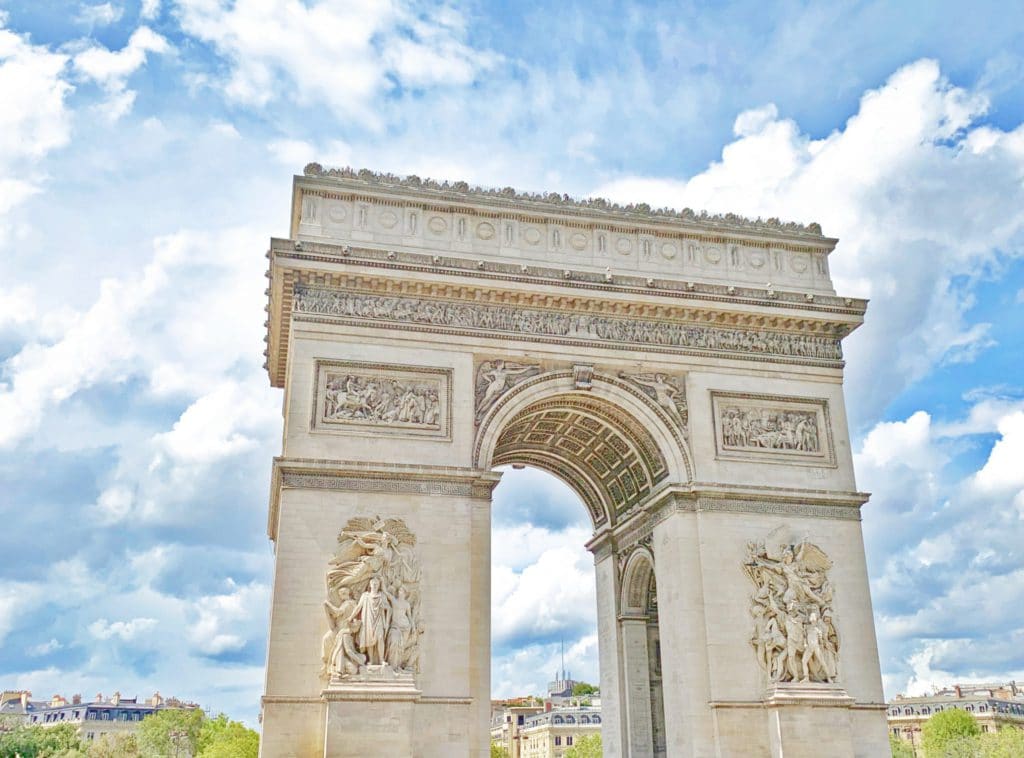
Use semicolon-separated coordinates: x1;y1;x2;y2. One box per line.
258;166;890;757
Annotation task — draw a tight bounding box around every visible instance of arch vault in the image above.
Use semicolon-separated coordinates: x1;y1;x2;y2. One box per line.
258;167;890;757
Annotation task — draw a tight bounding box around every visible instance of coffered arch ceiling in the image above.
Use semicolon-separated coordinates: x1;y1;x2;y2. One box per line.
490;394;669;529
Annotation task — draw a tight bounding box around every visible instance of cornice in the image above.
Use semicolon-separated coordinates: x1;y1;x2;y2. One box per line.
269;237;866;313
267;458;501;541
299;165;833;244
264;249;864;386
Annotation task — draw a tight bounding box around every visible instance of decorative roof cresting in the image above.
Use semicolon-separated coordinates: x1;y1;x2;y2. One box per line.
302;164;827;239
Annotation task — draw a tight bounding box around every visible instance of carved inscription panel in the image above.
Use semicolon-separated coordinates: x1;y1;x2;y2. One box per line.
312;360;452;438
712;392;833;466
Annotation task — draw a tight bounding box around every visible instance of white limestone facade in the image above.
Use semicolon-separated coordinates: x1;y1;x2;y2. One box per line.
258;166;890;757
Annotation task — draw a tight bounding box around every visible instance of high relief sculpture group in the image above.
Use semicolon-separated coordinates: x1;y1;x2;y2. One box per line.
320;517;422;682
745;540;839;684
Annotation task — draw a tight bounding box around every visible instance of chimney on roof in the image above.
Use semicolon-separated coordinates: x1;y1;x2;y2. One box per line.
96;693;103;703
50;694;66;707
955;685;962;698
150;692;163;707
112;691;121;705
21;692;28;709
72;694;81;705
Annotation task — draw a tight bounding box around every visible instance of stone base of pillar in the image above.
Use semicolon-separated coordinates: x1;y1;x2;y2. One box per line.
322;682;421;757
764;682;855;758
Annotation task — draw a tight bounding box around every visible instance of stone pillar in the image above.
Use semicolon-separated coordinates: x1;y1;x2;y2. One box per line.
620;616;654;756
651;509;715;758
593;552;625;757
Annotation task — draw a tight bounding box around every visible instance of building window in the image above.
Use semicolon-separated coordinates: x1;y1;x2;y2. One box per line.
593;716;601;723
904;708;912;715
553;716;563;724
517;715;524;725
555;736;561;746
567;736;573;745
983;725;990;733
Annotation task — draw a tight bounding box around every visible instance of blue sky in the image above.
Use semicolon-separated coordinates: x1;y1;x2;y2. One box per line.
1;0;1023;727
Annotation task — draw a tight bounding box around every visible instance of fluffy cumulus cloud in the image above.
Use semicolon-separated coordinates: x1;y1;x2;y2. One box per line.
174;0;494;127
859;392;1024;696
73;25;172;120
0;16;73;215
594;59;1024;427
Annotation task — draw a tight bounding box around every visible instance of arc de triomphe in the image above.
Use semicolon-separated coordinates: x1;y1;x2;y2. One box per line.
258;166;890;757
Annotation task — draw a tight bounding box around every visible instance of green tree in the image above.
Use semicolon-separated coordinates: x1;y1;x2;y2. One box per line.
87;732;140;758
564;733;602;758
922;709;981;758
490;743;511;758
890;734;915;758
978;726;1024;758
136;708;205;757
196;715;259;758
571;682;598;697
0;723;83;757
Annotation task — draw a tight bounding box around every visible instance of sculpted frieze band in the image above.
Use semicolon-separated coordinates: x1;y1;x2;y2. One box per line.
293;285;843;364
322;516;422;684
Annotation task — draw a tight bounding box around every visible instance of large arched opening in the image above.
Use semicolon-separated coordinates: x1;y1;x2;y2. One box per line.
477;372;687;757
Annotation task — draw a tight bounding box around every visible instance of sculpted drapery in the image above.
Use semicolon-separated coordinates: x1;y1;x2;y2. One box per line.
321;516;421;681
744;540;839;684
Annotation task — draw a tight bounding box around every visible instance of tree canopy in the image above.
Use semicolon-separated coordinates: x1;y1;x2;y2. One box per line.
571;682;598;697
564;733;602;758
921;709;981;757
0;708;258;758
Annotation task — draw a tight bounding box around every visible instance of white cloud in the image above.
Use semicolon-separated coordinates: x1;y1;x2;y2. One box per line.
73;26;171;120
28;638;63;656
492;545;595;646
0;21;72;213
268;137;350;168
973;411;1024;493
592;59;1024;425
88;616;158;641
189;580;267;655
175;0;495;127
77;2;124;28
140;0;160;20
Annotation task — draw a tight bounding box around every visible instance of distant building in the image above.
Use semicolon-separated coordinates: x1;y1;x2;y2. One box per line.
490;699;546;758
888;681;1024;754
519;706;601;758
19;691;200;743
0;691;48;725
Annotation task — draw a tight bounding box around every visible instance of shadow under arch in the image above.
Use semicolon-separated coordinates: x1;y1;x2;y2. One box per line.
475;370;692;529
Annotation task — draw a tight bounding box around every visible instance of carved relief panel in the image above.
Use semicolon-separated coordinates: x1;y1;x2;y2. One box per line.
312;360;452;439
743;540;839;685
711;391;834;466
321;515;422;684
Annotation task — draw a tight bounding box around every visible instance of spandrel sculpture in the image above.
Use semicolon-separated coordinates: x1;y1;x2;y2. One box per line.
744;540;839;684
321;516;421;682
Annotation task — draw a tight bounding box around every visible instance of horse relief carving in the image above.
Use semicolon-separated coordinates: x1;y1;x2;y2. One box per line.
321;516;422;683
743;540;839;685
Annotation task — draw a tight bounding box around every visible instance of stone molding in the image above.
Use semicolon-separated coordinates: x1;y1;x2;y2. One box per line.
267;459;501;540
270;237;865;311
264;252;864;386
299;165;831;241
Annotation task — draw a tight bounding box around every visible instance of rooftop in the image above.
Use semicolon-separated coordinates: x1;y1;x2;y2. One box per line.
301;164;829;241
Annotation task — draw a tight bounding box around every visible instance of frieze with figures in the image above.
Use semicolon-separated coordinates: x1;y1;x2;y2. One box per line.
311;360;451;438
712;392;834;465
293;286;843;364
